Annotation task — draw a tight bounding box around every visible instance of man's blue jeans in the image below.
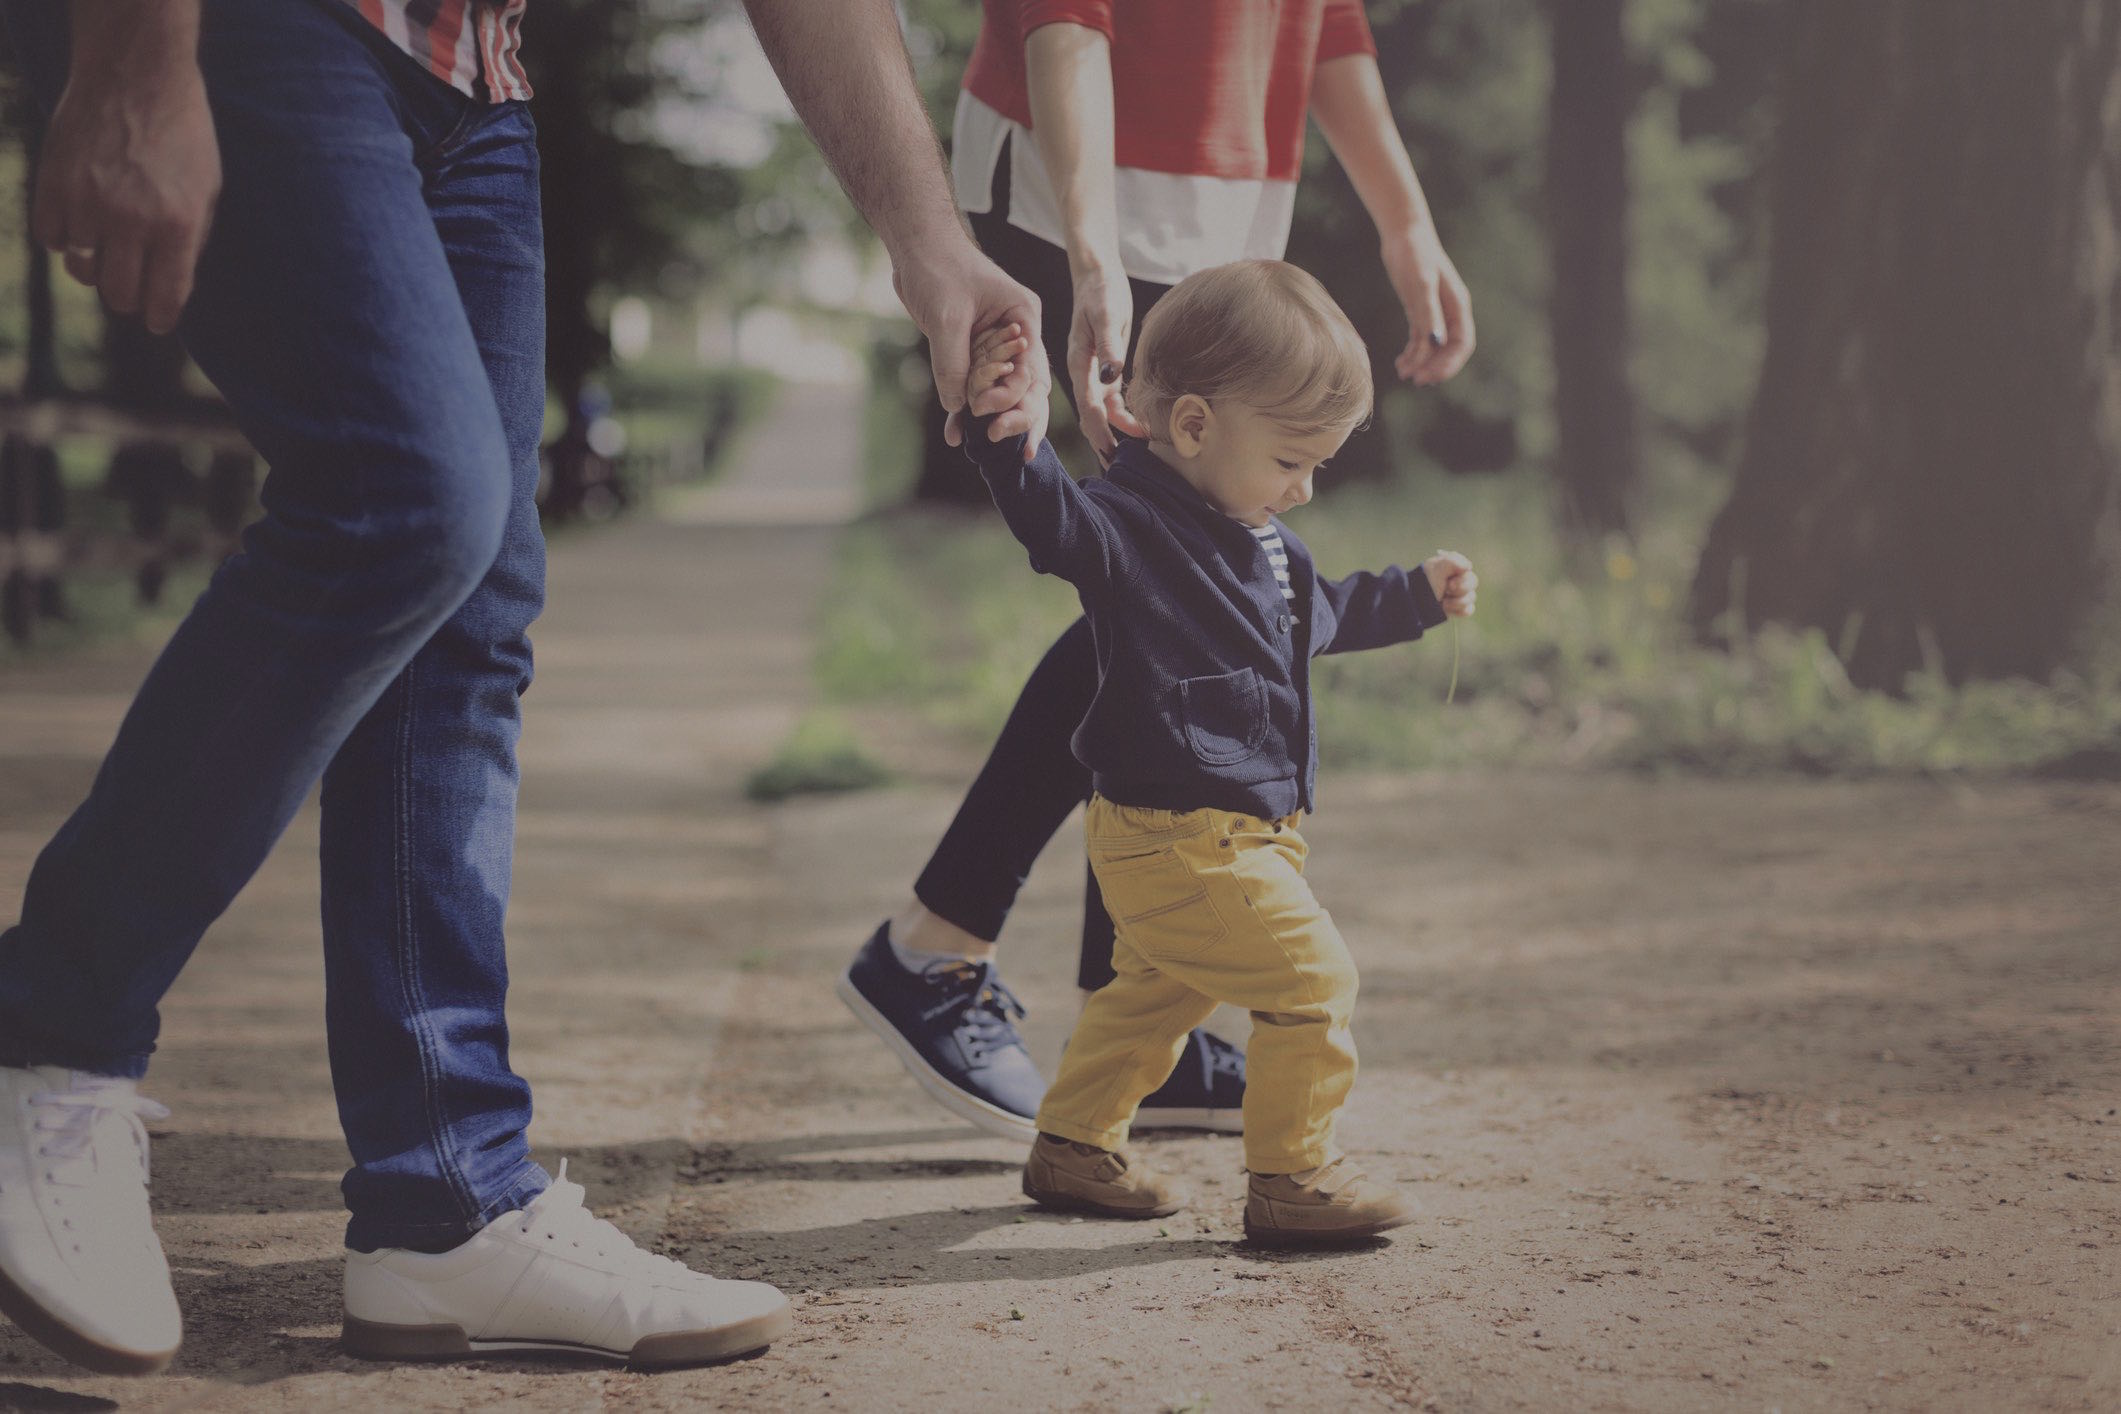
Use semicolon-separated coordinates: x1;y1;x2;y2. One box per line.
0;0;550;1251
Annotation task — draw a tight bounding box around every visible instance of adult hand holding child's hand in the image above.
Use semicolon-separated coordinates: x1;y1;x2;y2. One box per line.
968;321;1034;427
1423;551;1477;618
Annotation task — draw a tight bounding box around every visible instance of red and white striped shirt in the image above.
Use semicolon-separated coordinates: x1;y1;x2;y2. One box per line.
335;0;532;104
954;0;1376;284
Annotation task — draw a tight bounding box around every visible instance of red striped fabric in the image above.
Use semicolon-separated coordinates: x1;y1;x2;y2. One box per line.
335;0;531;103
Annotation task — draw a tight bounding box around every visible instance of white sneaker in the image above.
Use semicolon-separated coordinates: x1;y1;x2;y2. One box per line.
342;1160;791;1367
0;1065;181;1374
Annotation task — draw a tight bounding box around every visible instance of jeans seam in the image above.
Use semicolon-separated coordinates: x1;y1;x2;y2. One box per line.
390;659;479;1225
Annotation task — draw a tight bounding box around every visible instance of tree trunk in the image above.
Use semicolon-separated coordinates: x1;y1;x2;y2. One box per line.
1692;0;2121;689
19;100;61;398
1547;0;1641;539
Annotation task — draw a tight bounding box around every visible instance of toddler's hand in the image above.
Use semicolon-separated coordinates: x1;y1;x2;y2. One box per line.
967;321;1033;431
1423;550;1477;618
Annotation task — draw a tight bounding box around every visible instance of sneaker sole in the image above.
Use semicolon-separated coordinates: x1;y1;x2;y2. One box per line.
0;1259;177;1376
834;969;1039;1145
1132;1108;1243;1134
341;1302;792;1368
1241;1210;1418;1248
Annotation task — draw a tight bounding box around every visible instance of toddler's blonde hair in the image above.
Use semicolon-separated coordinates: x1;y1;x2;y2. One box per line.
1125;260;1372;440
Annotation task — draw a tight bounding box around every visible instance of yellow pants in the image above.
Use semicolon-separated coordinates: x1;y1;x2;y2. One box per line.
1035;796;1358;1175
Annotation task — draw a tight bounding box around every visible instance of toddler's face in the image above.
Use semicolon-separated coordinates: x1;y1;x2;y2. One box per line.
1192;400;1350;528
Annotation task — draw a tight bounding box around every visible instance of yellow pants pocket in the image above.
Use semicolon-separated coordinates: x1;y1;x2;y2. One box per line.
1091;845;1226;960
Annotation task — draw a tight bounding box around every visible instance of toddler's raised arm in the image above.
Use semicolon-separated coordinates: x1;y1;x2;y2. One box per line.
959;333;1119;592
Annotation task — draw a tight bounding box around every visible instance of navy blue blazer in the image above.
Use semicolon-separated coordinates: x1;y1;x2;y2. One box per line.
965;418;1447;818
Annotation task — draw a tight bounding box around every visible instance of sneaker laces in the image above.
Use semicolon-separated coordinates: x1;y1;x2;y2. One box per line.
916;960;1027;1063
28;1077;169;1189
516;1160;702;1284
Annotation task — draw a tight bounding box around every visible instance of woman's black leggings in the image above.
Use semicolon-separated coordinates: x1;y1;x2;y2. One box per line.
913;137;1172;990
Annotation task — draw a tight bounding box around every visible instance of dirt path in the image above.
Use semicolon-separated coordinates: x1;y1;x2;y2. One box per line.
1;384;2116;1411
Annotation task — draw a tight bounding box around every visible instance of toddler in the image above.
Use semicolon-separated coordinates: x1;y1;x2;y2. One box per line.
959;260;1476;1246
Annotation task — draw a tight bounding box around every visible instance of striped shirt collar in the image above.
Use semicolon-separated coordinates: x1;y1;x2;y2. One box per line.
1249;523;1296;600
337;0;531;104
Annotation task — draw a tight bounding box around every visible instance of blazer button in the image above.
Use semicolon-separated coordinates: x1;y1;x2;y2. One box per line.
1277;614;1290;632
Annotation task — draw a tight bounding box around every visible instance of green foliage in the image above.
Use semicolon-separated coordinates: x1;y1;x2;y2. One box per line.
604;356;779;484
744;710;894;802
1305;0;1553;461
1276;0;1770;485
816;430;2121;779
814;511;1079;737
0;142;121;392
0;563;212;667
900;0;985;138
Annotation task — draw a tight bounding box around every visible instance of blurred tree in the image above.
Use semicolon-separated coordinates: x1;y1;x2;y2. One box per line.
521;0;741;515
1292;0;1548;486
894;0;994;506
1629;0;1776;469
6;77;58;398
1691;0;2121;689
1547;0;1641;538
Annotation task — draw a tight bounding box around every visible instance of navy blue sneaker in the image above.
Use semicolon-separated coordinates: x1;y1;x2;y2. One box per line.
1134;1028;1245;1132
836;923;1044;1143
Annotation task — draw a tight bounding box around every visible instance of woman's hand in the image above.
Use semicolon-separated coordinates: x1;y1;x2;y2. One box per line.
1380;223;1475;388
1067;255;1147;464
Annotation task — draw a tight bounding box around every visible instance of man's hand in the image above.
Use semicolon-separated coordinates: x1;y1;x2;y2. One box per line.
1066;257;1147;464
34;1;220;336
1380;223;1474;388
1423;550;1477;617
893;237;1051;462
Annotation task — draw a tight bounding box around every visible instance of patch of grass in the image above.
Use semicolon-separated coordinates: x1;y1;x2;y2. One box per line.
0;561;214;667
745;710;895;802
816;513;1081;737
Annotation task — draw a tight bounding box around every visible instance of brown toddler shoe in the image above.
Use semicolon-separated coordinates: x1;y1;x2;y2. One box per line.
1244;1156;1418;1247
1023;1134;1189;1218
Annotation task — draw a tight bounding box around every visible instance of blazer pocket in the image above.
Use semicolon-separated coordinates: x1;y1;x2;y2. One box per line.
1179;668;1268;766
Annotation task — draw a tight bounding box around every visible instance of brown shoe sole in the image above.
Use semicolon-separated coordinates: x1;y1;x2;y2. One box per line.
1022;1171;1186;1220
341;1302;792;1368
1242;1209;1417;1248
0;1258;177;1376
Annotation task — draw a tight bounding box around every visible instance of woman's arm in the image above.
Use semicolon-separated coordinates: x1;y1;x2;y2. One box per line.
1309;53;1476;387
1024;21;1147;460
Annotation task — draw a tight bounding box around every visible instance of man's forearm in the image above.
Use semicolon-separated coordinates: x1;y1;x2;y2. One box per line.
740;0;966;261
1024;21;1120;275
1310;54;1433;236
68;0;201;88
